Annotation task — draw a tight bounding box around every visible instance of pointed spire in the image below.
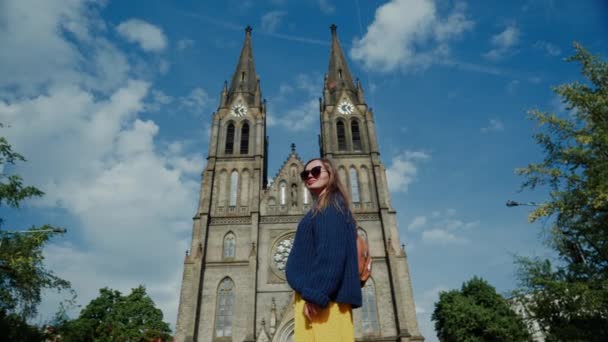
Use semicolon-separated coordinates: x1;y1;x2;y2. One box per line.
326;24;356;102
228;26;259;104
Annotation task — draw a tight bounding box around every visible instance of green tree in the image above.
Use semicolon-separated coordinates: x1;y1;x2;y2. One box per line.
57;286;172;341
0;125;71;340
432;276;531;342
514;44;608;341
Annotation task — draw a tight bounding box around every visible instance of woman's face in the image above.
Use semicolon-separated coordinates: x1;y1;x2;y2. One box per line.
303;160;330;195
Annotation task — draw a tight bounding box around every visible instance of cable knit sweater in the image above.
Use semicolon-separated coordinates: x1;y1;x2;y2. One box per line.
285;197;362;309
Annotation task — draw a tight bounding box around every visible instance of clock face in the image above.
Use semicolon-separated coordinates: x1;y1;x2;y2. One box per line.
231;103;247;117
338;101;354;115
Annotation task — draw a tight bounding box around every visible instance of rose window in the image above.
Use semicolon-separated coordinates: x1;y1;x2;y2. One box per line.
271;234;294;277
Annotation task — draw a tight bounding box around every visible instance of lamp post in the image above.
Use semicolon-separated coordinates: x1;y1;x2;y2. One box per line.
506;200;539;207
505;200;591;265
0;228;67;249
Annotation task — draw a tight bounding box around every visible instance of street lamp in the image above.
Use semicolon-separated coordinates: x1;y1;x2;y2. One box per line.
0;228;67;248
2;228;67;234
505;200;592;265
506;200;539;207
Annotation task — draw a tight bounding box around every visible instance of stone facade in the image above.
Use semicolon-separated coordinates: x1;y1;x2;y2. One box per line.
175;25;424;342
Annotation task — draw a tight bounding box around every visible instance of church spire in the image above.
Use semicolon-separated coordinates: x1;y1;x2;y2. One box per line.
325;24;356;103
228;26;259;105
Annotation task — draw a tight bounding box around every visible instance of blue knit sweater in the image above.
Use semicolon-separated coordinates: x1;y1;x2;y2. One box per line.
285;197;362;309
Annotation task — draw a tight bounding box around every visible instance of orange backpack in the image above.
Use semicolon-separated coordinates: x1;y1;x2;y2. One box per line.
356;231;372;287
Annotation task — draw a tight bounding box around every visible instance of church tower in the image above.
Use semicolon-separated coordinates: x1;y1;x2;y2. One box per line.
175;25;424;342
318;24;424;341
175;26;267;342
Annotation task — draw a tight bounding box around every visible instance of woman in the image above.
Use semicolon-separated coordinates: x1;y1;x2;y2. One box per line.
285;158;362;341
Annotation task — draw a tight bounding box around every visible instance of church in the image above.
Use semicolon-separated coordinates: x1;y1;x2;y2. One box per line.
175;25;424;342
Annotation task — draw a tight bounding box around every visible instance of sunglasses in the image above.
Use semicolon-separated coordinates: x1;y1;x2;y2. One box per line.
300;166;327;181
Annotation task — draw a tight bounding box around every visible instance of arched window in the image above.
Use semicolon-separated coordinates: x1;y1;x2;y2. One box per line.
291;183;298;206
280;181;287;205
350;167;360;203
352;120;362;150
225;123;235;154
215;278;235;337
223;232;236;258
359;166;371;203
240;170;250;206
229;171;238;206
240;123;249;154
218;170;228;207
338;167;348;193
303;184;309;205
337;121;347;151
361;280;379;335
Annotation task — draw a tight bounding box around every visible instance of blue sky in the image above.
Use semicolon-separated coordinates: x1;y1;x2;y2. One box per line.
1;0;606;339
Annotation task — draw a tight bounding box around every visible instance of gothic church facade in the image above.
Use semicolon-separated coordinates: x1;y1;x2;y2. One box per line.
175;25;424;342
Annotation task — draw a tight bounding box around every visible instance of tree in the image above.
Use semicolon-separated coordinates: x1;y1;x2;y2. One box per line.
514;44;608;341
432;276;531;342
0;125;71;340
56;286;172;341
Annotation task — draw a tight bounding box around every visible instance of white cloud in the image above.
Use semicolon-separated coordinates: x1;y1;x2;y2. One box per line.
483;25;519;61
145;87;211;115
408;216;427;231
179;87;210;114
116;19;168;52
177;39;195;50
385;150;430;193
481;118;505;133
146;89;174;112
159;59;171;74
0;0;203;328
268;98;318;132
422;229;467;244
0;0;129;97
533;40;561;56
350;0;473;72
268;73;322;132
506;79;520;93
261;11;287;33
407;209;479;245
318;0;335;14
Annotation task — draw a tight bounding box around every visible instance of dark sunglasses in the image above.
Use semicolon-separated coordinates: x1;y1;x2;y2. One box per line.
300;166;327;181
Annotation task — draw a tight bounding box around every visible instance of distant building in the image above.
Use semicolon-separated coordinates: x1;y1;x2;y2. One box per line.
510;296;546;342
174;25;423;342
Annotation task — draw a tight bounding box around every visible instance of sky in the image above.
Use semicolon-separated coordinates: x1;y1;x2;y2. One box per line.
0;0;607;340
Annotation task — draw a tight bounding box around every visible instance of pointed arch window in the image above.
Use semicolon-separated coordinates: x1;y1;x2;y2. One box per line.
303;184;309;205
361;280;379;335
350;167;360;203
280;181;287;206
218;170;228;207
337;121;347;151
359;166;371;203
240;123;249;154
215;278;235;337
352;120;362;150
223;232;236;258
240;170;250;206
225;123;235;154
229;171;238;207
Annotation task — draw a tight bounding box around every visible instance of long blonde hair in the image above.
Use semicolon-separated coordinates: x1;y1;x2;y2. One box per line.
304;158;353;215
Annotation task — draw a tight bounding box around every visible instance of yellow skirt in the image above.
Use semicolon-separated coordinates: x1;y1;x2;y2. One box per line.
294;292;354;342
